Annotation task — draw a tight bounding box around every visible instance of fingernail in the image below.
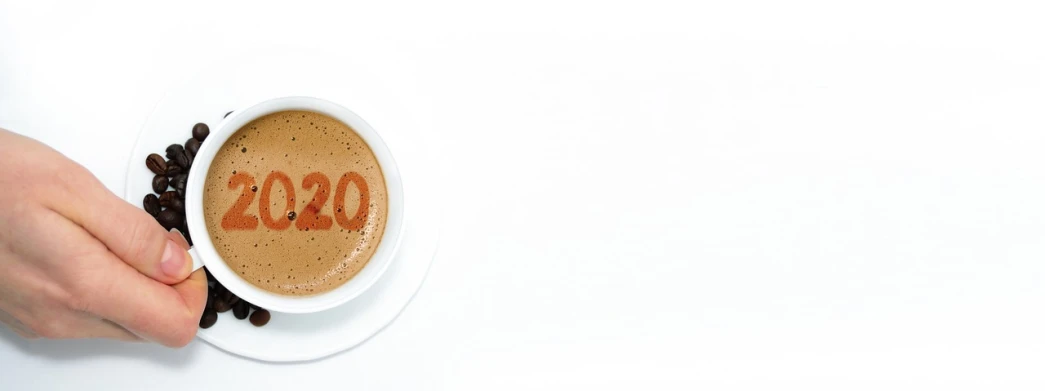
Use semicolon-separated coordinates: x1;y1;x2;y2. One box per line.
169;228;190;250
160;239;189;278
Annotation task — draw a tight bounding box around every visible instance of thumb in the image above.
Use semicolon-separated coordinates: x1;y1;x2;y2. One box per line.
55;170;195;285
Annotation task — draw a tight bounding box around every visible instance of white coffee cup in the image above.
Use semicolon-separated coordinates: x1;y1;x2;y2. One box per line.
184;97;405;313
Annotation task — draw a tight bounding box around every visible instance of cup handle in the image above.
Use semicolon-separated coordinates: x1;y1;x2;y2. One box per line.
188;247;204;271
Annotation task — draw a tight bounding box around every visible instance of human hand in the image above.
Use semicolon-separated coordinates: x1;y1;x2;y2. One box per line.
0;129;208;347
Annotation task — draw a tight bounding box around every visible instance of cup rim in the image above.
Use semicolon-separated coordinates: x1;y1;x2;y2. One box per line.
185;96;405;313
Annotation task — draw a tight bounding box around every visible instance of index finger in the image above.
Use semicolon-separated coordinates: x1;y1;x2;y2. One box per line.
8;134;195;285
72;179;195;285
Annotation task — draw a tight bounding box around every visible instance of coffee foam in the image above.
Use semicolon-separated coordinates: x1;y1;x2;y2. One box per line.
202;110;388;296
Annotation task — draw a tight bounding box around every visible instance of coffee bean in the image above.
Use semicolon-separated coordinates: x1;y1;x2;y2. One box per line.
205;267;215;283
165;162;183;177
219;287;233;303
173;149;190;168
192;123;210;141
172;176;188;198
165;144;185;160
145;154;167;175
233;301;249;320
156;209;181;230
205;291;214;309
185;138;200;158
213;300;231;313
199;308;218;329
287;211;297;221
143;194;161;216
169;196;185;213
151;175;169;193
224;111;233;118
213;296;231;313
227;293;240;307
172;174;188;191
249;309;270;327
158;191;178;207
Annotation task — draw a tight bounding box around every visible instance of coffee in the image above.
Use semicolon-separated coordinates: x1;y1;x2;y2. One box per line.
202;110;388;296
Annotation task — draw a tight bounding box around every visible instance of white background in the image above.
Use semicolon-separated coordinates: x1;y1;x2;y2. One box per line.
2;0;1045;389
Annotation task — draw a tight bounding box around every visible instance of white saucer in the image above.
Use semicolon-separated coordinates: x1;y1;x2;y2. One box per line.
122;47;439;362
